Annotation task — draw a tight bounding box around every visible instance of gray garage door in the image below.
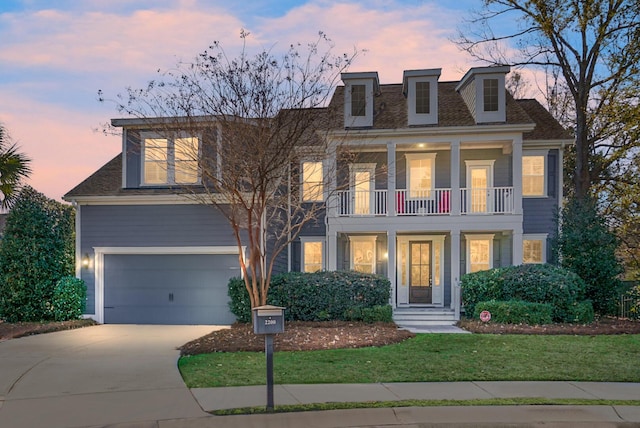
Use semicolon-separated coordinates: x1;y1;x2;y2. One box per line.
104;253;239;324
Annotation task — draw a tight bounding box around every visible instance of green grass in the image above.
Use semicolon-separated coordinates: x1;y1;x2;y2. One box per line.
179;334;640;388
211;398;640;416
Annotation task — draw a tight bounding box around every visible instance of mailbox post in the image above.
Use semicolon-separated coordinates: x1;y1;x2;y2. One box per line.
252;305;285;412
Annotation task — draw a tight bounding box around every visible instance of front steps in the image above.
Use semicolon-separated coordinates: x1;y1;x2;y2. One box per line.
393;307;458;327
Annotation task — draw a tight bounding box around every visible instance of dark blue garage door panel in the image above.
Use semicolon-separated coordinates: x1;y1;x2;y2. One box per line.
104;254;239;324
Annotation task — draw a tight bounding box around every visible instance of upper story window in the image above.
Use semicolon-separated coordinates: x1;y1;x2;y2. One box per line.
483;78;499;112
403;69;440;126
142;133;199;185
302;161;324;202
522;151;548;197
342;72;378;128
406;153;436;198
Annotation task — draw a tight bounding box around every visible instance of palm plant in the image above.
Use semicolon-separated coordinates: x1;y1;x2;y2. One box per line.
0;123;31;209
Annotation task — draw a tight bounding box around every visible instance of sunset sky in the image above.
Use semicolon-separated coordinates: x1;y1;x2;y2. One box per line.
0;0;529;202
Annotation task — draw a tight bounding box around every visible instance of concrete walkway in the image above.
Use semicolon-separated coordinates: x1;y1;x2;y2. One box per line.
0;325;639;427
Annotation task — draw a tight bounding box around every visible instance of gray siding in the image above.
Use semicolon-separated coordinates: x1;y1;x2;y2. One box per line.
80;204;237;314
523;150;560;235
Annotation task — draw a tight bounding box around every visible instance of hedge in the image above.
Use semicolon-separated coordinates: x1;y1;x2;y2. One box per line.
461;264;591;323
229;271;391;323
473;300;553;325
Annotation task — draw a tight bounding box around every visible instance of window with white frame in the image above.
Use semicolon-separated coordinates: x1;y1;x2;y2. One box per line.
523;234;547;264
350;236;376;274
483;78;499;112
301;161;324;202
301;238;324;272
406;153;436;198
142;133;199;185
522;152;548;197
351;84;366;117
466;234;494;273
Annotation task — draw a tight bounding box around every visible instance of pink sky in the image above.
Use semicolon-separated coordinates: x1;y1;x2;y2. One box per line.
1;0;539;202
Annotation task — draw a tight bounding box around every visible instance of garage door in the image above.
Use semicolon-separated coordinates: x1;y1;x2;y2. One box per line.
103;253;239;324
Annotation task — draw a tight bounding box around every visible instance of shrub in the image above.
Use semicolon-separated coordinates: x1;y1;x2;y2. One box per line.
461;264;589;323
473;300;553;325
567;300;595;324
51;277;87;321
0;187;75;322
228;271;391;323
500;264;587;322
344;305;393;323
553;196;624;315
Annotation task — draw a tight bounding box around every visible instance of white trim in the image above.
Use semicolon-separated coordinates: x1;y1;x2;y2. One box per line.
349;163;376;215
74;203;82;278
65;194;228;205
464;233;495;273
301;160;324;202
476;74;506;123
122;128;127;188
523;233;548;264
92;246;244;323
300;237;325;272
344;79;375;128
404;71;439;125
522;150;549;198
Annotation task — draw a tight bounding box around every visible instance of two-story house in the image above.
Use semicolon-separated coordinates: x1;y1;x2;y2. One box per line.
64;66;572;325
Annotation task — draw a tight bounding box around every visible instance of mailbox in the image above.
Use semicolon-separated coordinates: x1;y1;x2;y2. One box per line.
252;305;285;335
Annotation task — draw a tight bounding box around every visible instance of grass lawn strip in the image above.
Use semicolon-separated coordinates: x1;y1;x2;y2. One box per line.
179;334;640;388
211;398;640;415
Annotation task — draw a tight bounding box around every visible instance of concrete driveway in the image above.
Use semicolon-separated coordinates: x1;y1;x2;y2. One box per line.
0;324;221;428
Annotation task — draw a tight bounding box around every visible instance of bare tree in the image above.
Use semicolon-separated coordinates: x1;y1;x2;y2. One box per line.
101;32;358;309
456;0;640;199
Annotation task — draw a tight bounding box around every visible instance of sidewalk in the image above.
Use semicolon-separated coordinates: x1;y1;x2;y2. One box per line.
192;381;640;411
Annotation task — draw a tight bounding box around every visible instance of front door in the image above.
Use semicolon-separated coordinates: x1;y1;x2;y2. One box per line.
409;241;432;304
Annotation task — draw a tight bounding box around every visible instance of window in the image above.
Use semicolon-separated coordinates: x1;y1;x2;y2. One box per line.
523;234;547;264
302;161;323;201
142;134;199;185
483;78;499;112
351;84;366;117
466;234;494;273
301;239;324;272
350;236;376;273
415;81;430;114
406;153;436;198
523;154;547;197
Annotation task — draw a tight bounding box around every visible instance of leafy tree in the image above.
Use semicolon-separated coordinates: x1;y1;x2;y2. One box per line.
552;196;624;314
456;0;640;199
0;186;75;322
101;32;359;309
0;122;32;208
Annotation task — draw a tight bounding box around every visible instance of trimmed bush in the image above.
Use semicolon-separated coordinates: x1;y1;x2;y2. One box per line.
567;300;595;324
461;264;589;323
228;271;391;323
51;277;87;321
344;305;393;323
474;300;553;325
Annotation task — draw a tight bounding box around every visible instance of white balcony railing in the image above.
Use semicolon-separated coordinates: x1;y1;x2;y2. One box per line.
336;187;514;217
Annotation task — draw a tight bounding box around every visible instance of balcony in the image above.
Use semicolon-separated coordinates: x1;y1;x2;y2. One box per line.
336;188;514;217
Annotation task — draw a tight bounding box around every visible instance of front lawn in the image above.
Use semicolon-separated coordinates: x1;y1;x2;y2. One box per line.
179;333;640;388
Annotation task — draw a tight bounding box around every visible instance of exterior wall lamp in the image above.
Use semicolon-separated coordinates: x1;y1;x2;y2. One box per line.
81;253;90;268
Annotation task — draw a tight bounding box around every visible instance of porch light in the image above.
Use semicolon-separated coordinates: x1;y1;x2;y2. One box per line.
81;253;90;268
383;252;388;259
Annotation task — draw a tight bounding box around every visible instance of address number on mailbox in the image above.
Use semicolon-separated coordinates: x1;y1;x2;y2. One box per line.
265;319;276;325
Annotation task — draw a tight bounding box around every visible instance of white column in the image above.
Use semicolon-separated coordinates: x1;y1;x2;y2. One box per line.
327;229;338;271
512;136;523;215
512;228;523;265
450;140;461;216
386;141;396;217
450;230;461;315
325;147;337;218
387;229;397;308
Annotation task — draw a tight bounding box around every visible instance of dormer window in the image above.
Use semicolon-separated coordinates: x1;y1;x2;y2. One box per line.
403;69;440;126
351;84;366;117
483;78;499;112
141;132;200;186
456;66;509;124
341;72;378;128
